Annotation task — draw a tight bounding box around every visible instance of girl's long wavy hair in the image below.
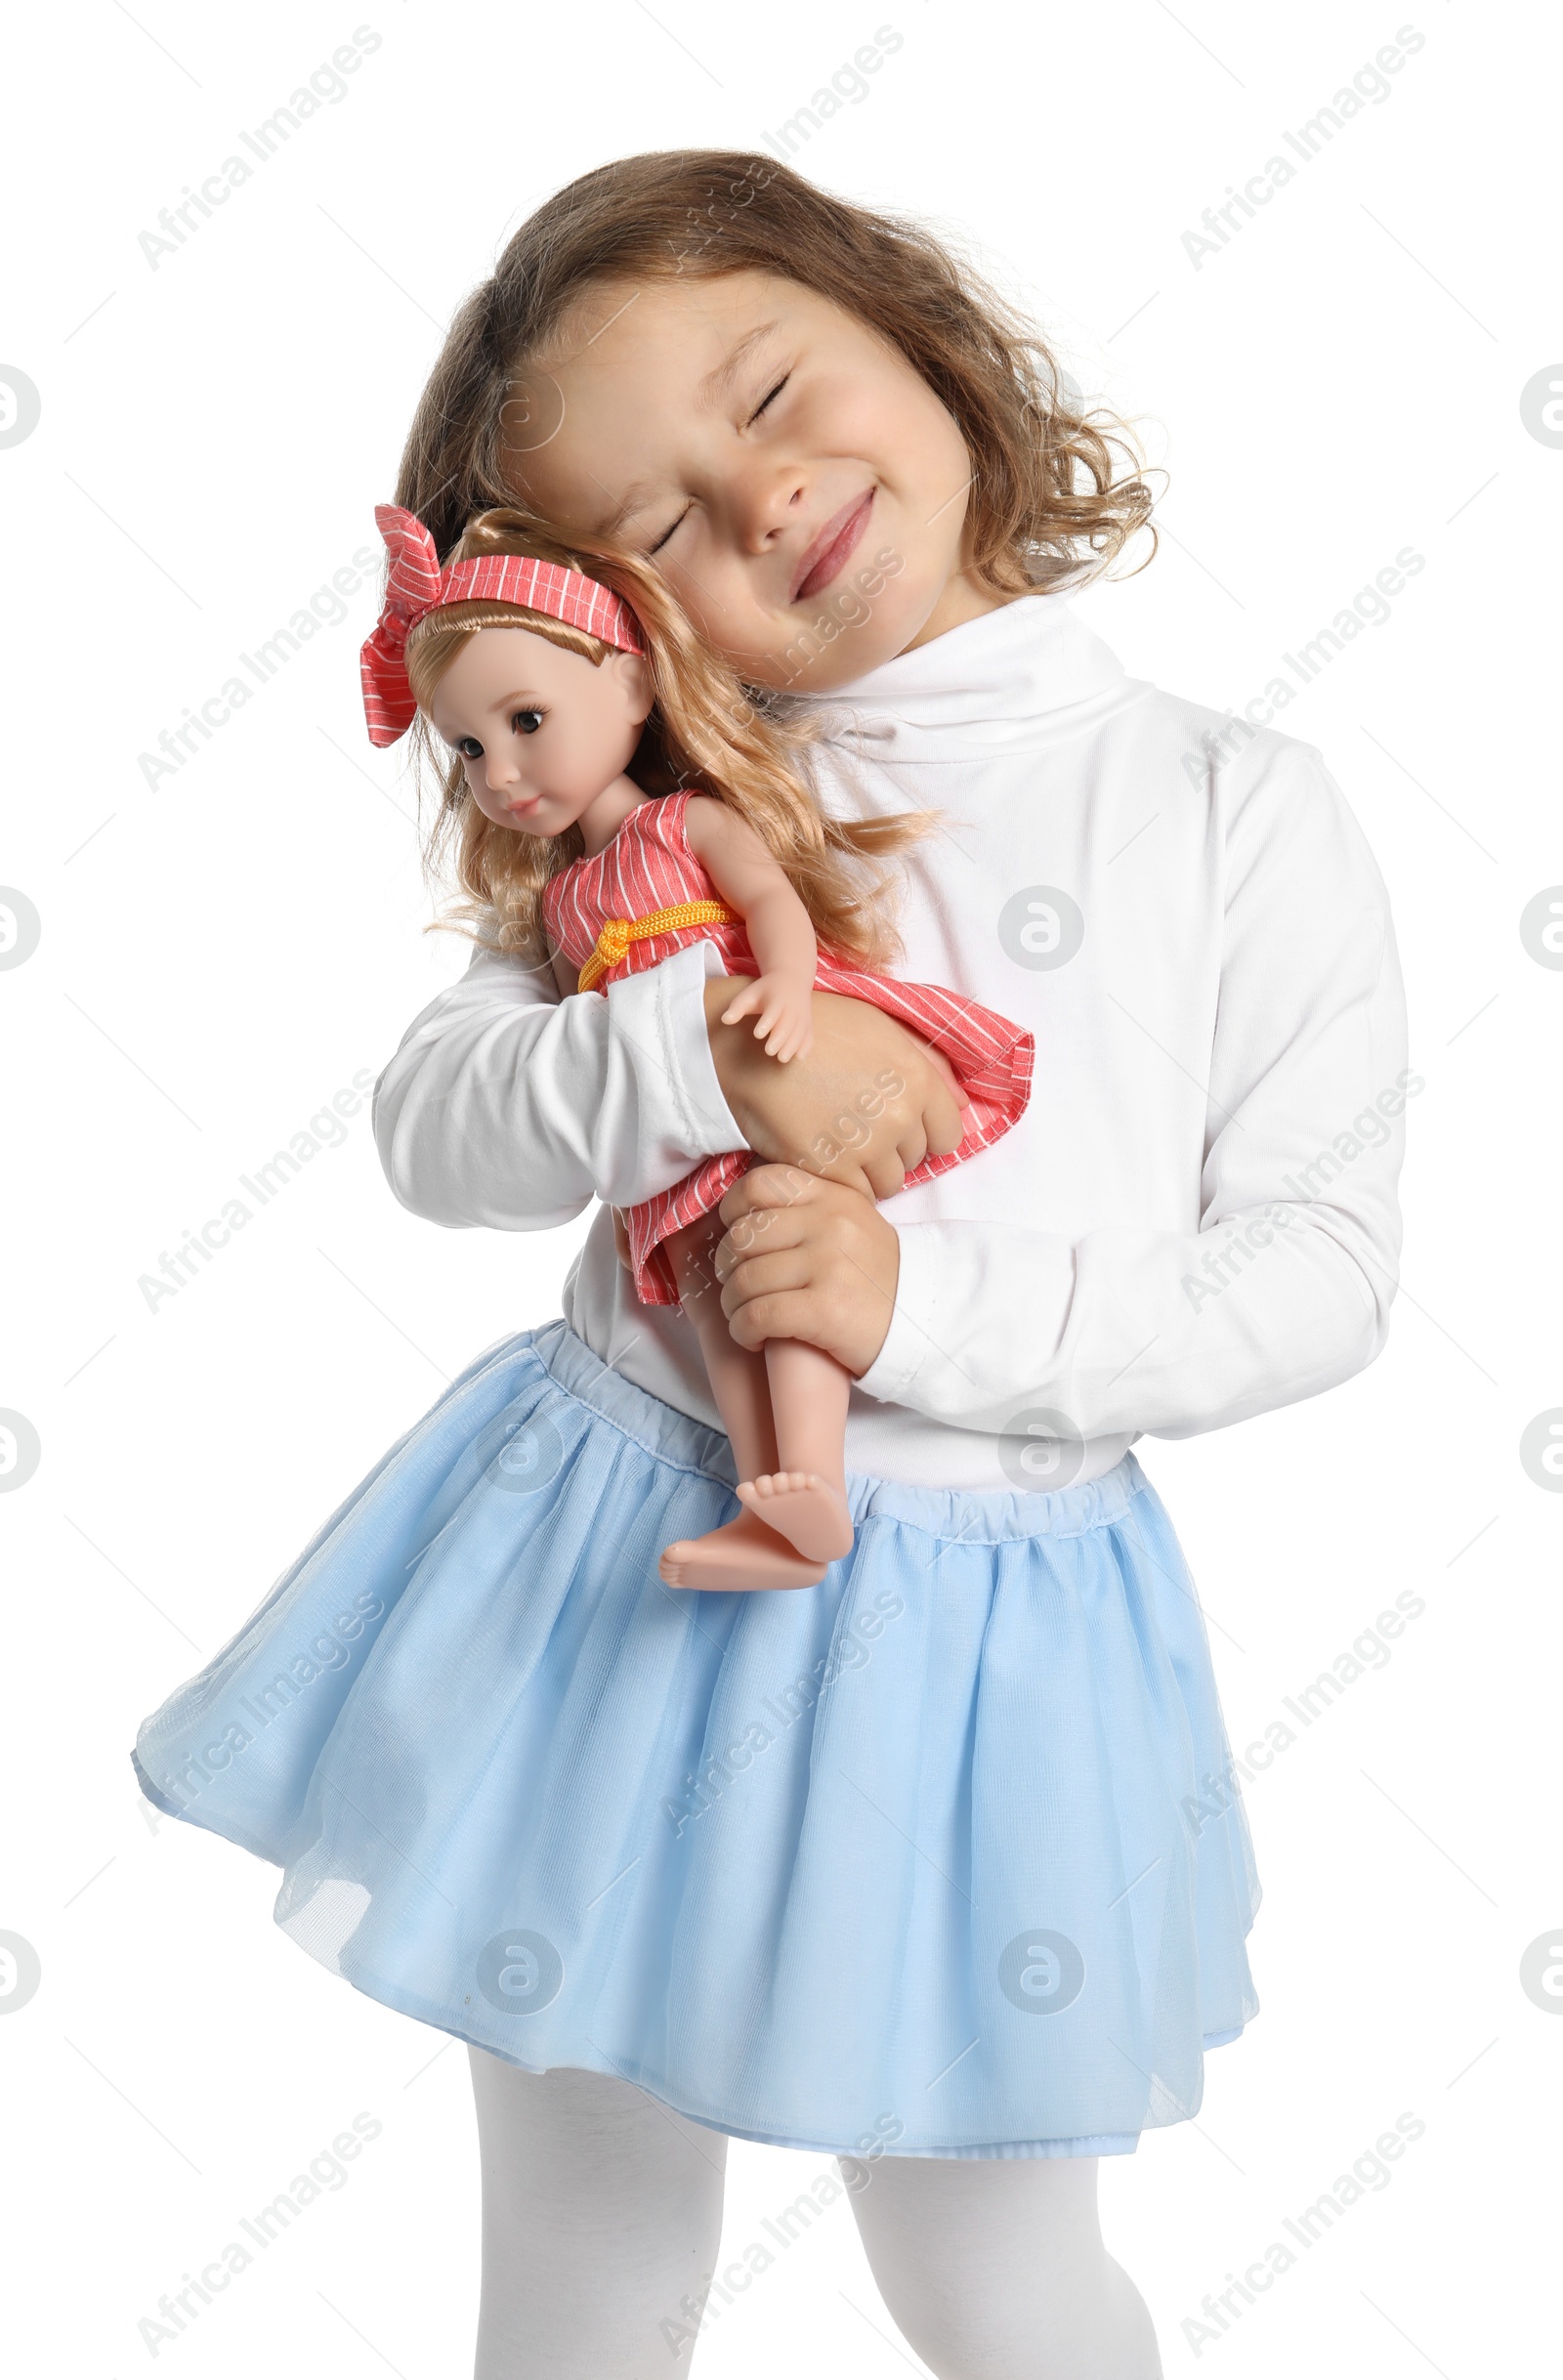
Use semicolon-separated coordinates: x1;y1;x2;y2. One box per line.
395;149;1157;602
406;509;922;965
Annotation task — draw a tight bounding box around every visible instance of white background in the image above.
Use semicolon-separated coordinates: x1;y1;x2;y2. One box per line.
2;1;1557;2371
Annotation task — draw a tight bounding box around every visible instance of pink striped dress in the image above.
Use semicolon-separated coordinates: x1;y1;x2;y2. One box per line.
542;793;1035;1306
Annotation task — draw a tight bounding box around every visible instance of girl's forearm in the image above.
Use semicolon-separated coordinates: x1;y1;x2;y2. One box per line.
858;1200;1399;1440
375;941;740;1224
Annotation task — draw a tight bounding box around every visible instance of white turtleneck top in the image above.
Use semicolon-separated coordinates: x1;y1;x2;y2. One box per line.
372;593;1408;1491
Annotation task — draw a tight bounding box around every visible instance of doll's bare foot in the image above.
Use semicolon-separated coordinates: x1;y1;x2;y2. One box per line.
658;1509;827;1593
736;1472;855;1562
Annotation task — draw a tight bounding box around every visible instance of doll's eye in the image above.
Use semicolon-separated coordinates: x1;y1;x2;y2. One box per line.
513;709;544;735
453;736;484;759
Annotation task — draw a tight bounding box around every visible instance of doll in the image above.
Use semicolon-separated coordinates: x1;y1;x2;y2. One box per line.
362;503;1034;1593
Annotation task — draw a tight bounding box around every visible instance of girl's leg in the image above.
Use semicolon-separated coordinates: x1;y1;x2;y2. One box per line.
468;2051;729;2378
843;2152;1162;2380
656;1214;827;1592
736;1338;855;1559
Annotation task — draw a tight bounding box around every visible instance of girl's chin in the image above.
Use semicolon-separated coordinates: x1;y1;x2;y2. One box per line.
755;624;915;692
744;580;936;691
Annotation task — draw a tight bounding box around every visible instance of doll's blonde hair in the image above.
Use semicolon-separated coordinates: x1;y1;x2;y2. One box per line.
405;508;921;965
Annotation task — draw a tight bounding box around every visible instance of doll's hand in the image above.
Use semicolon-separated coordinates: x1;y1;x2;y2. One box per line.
719;973;816;1063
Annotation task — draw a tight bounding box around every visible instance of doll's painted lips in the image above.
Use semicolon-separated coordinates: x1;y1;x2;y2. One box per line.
791;489;874;605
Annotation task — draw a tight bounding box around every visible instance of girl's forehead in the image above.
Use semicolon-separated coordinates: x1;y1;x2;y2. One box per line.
540;267;800;373
513;271;844;531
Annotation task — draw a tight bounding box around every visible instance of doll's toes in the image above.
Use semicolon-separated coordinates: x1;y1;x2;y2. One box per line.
658;1514;825;1592
736;1474;854;1563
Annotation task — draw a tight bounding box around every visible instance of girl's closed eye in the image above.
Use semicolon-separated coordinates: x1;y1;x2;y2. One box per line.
747;372;789;424
646;376;791;555
648;509;690;558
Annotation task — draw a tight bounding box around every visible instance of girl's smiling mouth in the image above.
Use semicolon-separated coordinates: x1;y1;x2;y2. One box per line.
791;489;875;605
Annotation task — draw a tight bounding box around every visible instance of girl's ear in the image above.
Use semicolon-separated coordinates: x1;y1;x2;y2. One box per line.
613;650;655;727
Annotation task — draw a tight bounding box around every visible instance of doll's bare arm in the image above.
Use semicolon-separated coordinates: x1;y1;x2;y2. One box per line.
682;797;818;1061
549;945;578;1001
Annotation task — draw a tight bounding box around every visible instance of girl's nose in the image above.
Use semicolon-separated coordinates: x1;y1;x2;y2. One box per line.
732;461;808;555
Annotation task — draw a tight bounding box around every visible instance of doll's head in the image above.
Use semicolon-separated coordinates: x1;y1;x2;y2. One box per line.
395;151;1155;692
365;504;919;962
412;601;654;842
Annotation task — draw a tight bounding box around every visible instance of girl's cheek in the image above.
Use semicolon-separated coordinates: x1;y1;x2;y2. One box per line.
795;370;893;464
806;356;945;469
666;547;753;643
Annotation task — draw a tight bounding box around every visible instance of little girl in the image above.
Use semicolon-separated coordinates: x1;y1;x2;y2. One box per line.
361;500;1032;1591
136;152;1407;2379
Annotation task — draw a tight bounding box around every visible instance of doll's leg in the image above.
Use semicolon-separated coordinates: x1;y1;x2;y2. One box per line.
735;1339;855;1560
844;2150;1162;2379
468;2051;728;2377
656;1214;827;1593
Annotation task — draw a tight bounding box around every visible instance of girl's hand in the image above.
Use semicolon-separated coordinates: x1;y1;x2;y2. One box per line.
719;973;816;1063
714;1168;900;1378
703;982;966;1200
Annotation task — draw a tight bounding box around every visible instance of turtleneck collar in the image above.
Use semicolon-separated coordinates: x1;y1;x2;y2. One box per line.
794;591;1133;766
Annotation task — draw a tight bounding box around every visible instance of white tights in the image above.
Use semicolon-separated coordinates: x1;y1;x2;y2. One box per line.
469;2053;1162;2378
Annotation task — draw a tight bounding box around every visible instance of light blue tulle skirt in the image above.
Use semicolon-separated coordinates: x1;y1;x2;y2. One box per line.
133;1320;1259;2159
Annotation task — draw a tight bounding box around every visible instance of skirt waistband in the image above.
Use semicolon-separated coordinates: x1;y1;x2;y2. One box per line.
527;1318;1148;1546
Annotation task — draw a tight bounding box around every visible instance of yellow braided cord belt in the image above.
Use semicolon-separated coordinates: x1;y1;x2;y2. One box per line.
576;900;736;993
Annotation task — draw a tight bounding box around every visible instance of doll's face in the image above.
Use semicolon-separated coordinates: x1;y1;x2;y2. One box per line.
427;625;653;834
506;271;987;694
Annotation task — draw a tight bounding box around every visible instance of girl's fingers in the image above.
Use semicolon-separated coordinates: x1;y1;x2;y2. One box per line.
718;1165;818;1225
718;1245;811;1305
920;1079;967;1158
860;1144;909;1199
895;1122;930;1177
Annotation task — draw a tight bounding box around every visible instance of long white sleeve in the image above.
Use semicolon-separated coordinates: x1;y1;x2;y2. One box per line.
368;593;1409;1495
854;744;1409;1442
372;938;744;1230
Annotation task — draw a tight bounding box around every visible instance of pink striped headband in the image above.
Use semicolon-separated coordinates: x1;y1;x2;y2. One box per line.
360;503;645;747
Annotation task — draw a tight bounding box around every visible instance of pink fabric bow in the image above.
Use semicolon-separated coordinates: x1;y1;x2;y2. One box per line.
359;503;645;747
